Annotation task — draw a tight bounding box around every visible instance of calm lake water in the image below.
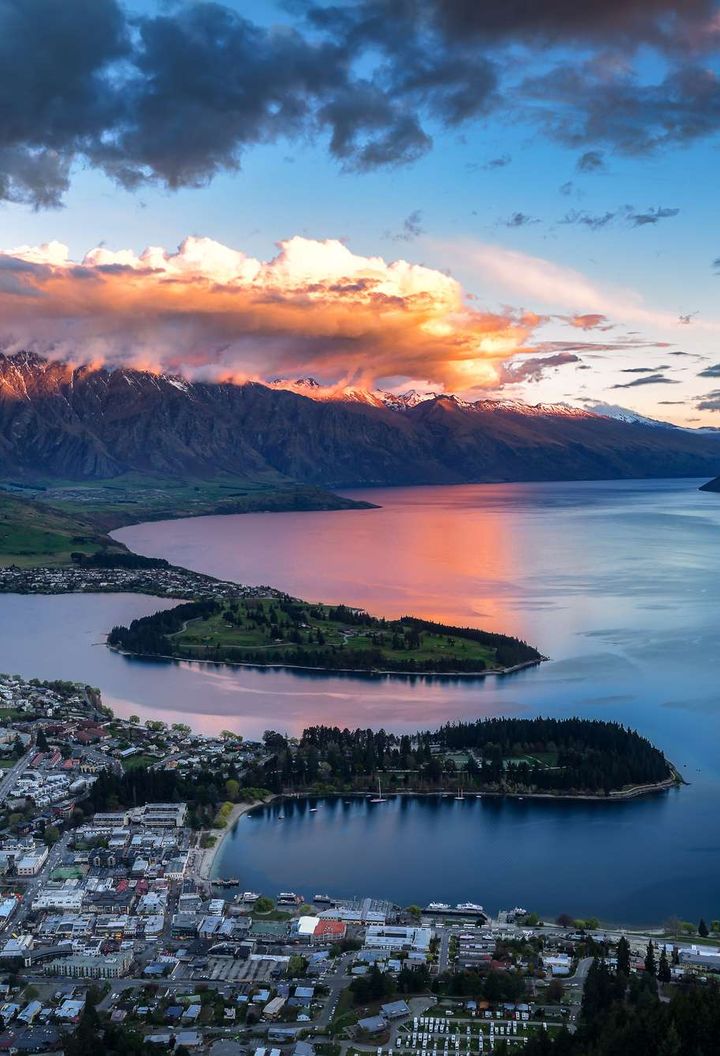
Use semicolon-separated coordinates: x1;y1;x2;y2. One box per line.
1;478;719;923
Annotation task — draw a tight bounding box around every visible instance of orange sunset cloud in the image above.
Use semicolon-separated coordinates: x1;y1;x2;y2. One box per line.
0;236;538;391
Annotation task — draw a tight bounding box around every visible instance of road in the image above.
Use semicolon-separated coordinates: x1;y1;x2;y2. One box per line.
0;750;33;805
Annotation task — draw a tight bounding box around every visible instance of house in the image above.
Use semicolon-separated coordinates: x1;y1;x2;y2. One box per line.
381;1000;410;1019
263;997;287;1020
55;999;85;1023
17;1001;42;1026
357;1015;388;1035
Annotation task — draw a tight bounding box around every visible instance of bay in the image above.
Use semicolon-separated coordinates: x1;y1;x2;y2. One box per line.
0;477;718;922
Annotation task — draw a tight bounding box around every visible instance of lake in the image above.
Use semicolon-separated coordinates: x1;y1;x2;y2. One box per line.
1;477;719;922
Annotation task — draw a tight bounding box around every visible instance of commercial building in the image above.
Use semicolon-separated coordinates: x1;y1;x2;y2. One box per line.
16;846;49;876
43;951;133;979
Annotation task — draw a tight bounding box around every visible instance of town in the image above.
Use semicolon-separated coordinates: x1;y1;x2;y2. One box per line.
0;563;277;603
0;674;715;1054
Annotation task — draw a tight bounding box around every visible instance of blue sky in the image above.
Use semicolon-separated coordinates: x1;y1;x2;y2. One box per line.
2;0;720;424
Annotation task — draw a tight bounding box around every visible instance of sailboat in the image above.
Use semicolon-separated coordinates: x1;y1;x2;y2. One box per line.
369;777;386;803
454;787;465;801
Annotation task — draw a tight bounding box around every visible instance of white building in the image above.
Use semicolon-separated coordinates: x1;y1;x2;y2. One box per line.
16;846;49;876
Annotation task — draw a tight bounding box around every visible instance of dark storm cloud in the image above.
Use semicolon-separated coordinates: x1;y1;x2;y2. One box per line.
611;373;680;388
2;0;720;207
521;62;720;156
405;0;718;49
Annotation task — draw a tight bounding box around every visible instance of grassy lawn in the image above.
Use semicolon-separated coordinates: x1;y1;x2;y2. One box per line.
167;597;500;673
121;754;155;771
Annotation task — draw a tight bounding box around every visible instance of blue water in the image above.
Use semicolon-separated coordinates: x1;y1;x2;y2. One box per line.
1;477;719;923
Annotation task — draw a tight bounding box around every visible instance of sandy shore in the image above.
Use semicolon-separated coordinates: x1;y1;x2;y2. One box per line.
194;798;275;882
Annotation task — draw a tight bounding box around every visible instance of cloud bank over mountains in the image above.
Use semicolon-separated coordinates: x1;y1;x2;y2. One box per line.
0;235;540;392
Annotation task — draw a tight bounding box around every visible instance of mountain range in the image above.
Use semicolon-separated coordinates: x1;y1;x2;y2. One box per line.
1;352;719;489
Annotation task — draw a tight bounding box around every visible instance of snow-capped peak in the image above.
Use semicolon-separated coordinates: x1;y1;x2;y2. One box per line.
585;402;677;430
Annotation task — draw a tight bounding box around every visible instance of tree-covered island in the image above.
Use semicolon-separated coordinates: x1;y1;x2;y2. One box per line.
107;595;543;674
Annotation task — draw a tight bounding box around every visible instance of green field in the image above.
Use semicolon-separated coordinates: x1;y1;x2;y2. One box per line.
0;492;125;567
110;595;542;674
25;472;373;531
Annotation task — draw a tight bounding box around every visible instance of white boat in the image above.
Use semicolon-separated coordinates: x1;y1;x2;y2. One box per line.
456;902;484;913
369;777;386;803
241;891;259;902
313;893;333;903
278;891;303;904
427;902;451;911
454;788;465;800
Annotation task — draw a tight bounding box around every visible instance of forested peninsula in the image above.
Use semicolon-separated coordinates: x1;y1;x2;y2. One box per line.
271;717;680;799
83;717;679;808
107;595;543;675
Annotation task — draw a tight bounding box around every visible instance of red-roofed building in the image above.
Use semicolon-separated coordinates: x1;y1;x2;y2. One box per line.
314;919;347;941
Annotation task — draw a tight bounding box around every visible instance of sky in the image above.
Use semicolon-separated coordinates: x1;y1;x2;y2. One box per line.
2;0;720;425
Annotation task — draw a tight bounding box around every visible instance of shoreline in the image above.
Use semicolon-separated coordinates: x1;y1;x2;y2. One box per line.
194;798;276;882
107;642;545;681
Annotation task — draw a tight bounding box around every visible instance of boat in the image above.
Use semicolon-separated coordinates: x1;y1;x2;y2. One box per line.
427;902;451;911
456;902;484;913
454;788;465;801
277;891;303;905
240;891;259;902
309;807;318;812
369;777;386;804
313;893;333;904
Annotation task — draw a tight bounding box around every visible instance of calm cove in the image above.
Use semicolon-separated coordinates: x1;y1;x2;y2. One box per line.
1;477;719;924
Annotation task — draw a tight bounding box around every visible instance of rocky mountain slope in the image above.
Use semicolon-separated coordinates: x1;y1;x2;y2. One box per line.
1;353;719;487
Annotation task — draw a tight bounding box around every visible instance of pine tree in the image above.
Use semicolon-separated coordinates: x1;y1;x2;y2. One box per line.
616;935;630;975
644;940;656;976
698;917;709;937
658;947;671;983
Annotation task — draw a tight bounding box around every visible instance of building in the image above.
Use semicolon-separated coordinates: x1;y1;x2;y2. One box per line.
16;846;49;876
92;811;129;827
542;954;573;977
263;997;287;1020
133;803;187;828
43;951;132;979
357;1015;388;1035
381;1000;410;1019
365;925;432;955
679;946;720;971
